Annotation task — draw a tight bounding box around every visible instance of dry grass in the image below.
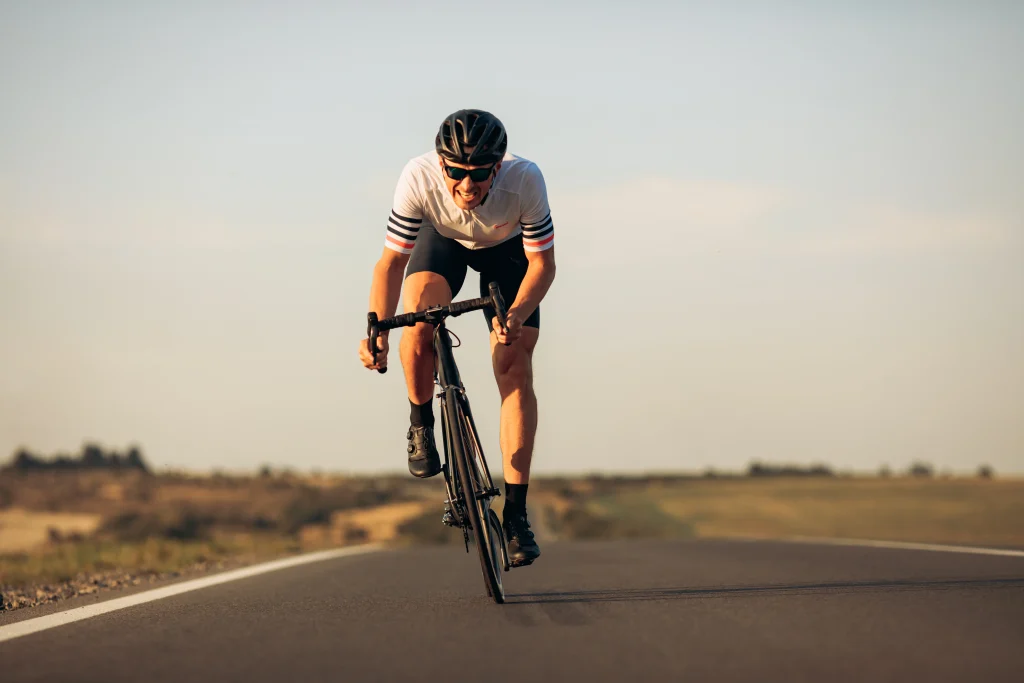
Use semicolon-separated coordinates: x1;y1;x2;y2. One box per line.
299;501;432;546
0;509;104;553
0;470;438;593
3;470;1022;598
0;532;304;587
647;477;1024;547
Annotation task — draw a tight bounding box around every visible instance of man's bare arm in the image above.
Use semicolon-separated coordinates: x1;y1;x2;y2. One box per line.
369;248;411;331
491;246;556;345
510;245;556;321
360;248;410;370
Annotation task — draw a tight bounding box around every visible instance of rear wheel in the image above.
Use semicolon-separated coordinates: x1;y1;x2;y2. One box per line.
445;390;504;604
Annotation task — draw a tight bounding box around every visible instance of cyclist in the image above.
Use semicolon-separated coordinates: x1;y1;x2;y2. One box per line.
359;109;555;567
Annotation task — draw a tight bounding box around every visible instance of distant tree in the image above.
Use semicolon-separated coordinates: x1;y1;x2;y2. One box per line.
7;443;149;472
908;461;934;478
747;460;835;478
878;464;892;478
125;446;150;473
808;463;835;477
259;464;273;478
977;464;994;479
11;448;42;470
81;443;106;469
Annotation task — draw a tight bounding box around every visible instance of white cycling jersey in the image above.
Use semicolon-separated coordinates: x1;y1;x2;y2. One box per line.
384;151;555;255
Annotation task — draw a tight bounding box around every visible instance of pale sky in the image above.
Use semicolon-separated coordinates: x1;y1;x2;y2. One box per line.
2;1;1022;475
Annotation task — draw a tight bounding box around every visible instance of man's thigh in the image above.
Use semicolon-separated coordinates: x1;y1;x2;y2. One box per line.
470;235;541;332
405;222;469;304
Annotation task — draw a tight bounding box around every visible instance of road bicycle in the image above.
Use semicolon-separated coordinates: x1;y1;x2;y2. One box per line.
367;282;511;604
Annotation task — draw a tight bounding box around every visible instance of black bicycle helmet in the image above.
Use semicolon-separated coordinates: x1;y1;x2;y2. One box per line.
435;109;508;165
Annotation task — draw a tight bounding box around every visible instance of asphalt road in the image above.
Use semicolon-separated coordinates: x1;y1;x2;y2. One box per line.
2;538;1023;682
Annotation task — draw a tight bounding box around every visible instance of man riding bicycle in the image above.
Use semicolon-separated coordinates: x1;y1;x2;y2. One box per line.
359;109;556;566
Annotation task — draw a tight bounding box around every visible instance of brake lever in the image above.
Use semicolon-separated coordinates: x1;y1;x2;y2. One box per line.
488;282;510;346
366;312;386;374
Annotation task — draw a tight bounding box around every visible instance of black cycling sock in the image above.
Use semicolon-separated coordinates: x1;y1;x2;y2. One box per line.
409;398;434;428
504;483;528;516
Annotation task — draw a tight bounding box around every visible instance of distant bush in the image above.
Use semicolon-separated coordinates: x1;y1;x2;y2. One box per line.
747;461;835;478
549;501;694;541
279;482;409;535
101;509;215;542
280;497;332;534
5;444;150;474
395;509;460;545
557;505;617;539
908;461;934;478
977;464;995;479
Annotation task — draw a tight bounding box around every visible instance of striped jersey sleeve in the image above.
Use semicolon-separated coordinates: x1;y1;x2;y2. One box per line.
384;161;424;255
519;163;554;253
384;210;422;254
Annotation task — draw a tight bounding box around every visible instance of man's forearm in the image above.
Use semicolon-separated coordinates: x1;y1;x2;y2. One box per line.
369;256;407;334
509;259;556;320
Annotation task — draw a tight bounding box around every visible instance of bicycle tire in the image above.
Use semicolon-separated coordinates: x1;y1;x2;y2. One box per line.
445;389;504;604
459;407;509;576
487;508;510;573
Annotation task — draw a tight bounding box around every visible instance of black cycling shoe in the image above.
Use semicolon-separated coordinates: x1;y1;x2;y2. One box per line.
407;425;441;478
503;508;541;567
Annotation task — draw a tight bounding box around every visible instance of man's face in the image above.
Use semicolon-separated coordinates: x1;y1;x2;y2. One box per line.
439;155;501;211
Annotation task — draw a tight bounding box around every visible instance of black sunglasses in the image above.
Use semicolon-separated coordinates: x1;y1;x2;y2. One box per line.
443;164;495;183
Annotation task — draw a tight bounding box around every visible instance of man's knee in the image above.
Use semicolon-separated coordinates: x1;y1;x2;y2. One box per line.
404;271;451;310
493;327;538;391
402;271;451;353
494;349;533;395
402;321;434;352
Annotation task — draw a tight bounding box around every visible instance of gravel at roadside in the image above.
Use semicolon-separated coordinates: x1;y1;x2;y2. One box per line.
1;560;238;612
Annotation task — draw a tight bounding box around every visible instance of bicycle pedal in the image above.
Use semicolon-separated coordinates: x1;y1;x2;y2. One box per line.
509;557;536;568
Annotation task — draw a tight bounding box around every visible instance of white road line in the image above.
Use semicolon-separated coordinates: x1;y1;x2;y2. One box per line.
0;544;381;645
773;536;1024;558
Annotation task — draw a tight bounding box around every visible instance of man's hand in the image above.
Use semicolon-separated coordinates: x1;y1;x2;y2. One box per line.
359;334;389;371
492;309;524;346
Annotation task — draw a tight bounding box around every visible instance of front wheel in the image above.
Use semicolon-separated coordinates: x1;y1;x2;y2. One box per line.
488;508;510;573
445;390;504;604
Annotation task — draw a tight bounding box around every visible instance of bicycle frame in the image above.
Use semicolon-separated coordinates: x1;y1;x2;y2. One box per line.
433;322;462;392
433;321;500;532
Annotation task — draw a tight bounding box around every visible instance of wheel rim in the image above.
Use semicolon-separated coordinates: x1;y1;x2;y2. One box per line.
446;391;504;603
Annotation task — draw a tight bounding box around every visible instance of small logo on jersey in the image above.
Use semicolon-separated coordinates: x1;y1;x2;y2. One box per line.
492;222;508;230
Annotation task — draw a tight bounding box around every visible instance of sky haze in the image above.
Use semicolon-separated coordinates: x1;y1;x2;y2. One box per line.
2;1;1022;475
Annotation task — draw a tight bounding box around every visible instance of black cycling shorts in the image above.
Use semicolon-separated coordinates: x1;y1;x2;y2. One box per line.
405;222;540;330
